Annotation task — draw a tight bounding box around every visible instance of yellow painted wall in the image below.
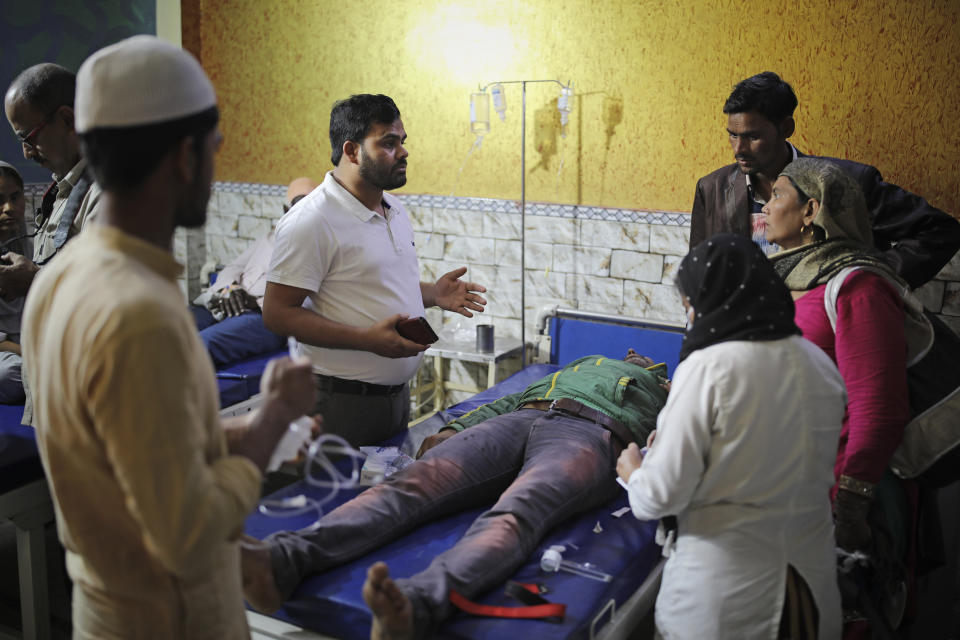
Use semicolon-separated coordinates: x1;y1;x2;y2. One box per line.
199;0;959;215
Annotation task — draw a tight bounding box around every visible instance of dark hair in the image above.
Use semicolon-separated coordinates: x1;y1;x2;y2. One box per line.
7;63;76;115
722;71;798;124
329;94;400;166
0;165;23;190
80;107;219;191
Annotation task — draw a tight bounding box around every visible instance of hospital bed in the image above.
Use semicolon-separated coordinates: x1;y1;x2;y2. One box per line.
244;308;685;640
0;404;53;640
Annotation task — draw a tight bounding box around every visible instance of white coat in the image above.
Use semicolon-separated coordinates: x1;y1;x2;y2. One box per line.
626;336;845;640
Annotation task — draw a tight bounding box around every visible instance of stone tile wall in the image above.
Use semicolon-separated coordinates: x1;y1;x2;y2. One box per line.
200;183;960;339
23;181;960;402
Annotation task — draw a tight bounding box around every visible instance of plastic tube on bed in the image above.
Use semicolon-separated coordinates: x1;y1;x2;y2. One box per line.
540;546;613;582
259;433;367;518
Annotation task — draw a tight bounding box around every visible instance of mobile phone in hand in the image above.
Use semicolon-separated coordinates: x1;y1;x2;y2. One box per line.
395;316;439;345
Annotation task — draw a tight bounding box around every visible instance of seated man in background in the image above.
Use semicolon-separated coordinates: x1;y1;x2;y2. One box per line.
0;161;28;402
191;176;318;366
243;350;668;640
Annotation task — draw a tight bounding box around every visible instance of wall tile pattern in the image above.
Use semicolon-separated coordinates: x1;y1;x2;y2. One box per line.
202;183;960;385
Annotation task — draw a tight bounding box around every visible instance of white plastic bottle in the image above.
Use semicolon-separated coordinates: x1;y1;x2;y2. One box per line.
267;416;313;472
266;337;315;471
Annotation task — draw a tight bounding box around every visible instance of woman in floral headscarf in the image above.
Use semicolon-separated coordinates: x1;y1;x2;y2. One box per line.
765;157;913;634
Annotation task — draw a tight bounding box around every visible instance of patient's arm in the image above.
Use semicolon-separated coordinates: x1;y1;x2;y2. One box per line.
416;428;457;458
416;391;525;459
446;391;524;431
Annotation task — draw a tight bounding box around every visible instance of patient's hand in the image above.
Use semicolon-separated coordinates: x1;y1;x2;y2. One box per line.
616;443;645;483
416;427;457;459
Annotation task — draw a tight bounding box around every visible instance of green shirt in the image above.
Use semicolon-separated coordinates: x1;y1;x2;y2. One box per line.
447;356;668;444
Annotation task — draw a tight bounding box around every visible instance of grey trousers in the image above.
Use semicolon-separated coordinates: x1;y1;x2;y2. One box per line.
312;379;410;448
268;408;619;638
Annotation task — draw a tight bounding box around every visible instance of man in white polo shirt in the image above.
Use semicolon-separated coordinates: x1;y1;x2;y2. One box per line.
263;94;486;446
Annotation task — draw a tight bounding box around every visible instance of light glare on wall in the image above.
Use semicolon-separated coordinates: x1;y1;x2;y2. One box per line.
408;8;517;77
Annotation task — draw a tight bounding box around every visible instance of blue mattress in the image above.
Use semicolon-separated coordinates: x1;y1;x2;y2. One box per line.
2;349;283;495
216;350;285;408
244;363;663;639
0;404;41;494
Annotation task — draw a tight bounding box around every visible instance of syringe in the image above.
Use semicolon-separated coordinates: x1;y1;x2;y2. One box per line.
540;545;612;582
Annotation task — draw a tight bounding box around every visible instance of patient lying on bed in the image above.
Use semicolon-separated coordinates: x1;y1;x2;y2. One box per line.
242;350;668;639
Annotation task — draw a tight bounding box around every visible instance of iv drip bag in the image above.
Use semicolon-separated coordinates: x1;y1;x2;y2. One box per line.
491;83;507;121
470;92;491;135
558;84;574;137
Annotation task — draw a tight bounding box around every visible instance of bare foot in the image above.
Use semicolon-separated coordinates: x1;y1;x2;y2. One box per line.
240;535;283;613
363;562;413;640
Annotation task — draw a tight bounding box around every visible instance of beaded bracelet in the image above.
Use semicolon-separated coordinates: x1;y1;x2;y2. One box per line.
838;474;875;499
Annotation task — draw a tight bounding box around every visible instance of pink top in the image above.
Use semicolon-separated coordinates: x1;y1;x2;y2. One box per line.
793;270;909;490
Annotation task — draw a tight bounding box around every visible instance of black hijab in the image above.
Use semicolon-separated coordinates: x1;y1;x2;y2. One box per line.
677;234;800;362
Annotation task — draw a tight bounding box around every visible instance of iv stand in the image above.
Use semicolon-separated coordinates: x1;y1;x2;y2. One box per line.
479;79;566;367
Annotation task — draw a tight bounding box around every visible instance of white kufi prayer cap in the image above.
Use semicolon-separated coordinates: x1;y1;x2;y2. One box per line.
75;35;216;133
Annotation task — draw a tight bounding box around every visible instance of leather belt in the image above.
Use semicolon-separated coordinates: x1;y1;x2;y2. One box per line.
315;374;406;396
520;398;635;448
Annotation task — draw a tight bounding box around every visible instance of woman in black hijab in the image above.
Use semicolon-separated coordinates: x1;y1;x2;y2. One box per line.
675;233;800;362
616;234;846;640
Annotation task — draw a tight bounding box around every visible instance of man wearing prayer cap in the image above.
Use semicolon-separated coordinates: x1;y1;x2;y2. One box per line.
21;35;318;639
191;176;318;366
3;63;102;296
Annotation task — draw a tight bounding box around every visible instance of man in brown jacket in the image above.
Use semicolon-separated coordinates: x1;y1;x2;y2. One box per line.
690;71;959;289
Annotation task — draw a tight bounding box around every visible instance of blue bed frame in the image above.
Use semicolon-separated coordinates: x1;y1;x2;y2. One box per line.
245;309;685;639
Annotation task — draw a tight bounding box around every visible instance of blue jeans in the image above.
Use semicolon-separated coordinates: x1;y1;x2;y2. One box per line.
268;408;619;637
0;350;24;403
189;306;285;366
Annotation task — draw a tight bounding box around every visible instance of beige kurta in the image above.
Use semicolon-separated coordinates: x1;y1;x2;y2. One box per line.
22;225;262;639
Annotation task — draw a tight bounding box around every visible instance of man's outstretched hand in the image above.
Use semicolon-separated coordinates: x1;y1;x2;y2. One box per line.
433;267;486;318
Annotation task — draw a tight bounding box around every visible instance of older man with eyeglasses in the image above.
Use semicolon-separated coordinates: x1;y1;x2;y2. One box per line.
4;63;103;425
3;63;102;297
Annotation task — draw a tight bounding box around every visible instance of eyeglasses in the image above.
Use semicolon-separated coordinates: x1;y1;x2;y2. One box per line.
17;109;60;150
